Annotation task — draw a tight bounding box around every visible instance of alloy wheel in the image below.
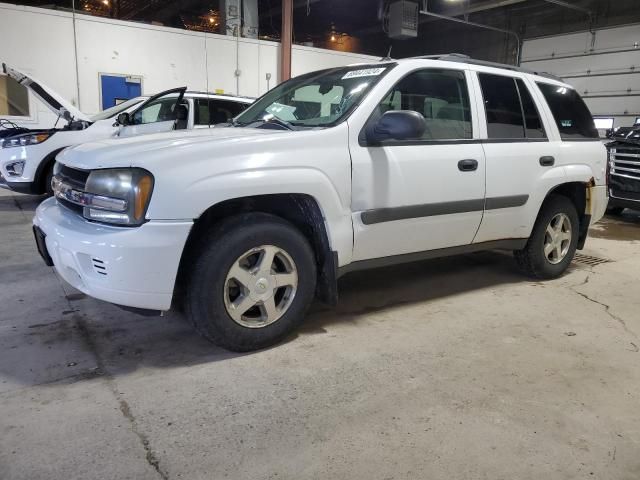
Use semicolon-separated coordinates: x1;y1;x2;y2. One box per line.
543;213;572;265
223;245;298;328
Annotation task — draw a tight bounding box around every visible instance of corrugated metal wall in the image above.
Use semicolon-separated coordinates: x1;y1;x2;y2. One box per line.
521;24;640;130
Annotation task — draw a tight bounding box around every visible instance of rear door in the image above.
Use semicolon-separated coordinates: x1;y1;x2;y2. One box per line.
472;71;560;243
118;87;186;138
192;97;250;129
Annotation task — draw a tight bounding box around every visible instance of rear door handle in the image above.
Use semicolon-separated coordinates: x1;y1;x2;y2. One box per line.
458;159;478;172
540;156;555;166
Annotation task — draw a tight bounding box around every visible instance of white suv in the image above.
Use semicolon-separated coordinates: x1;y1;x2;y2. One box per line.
33;54;608;351
0;64;252;195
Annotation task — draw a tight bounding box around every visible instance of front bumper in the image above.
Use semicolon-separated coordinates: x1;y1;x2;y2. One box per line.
34;197;193;310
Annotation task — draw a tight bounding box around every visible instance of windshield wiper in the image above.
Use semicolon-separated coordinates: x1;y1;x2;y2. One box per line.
261;117;296;130
233;117;298;130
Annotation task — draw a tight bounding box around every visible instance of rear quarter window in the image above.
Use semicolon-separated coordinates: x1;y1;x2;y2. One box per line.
537;83;598;140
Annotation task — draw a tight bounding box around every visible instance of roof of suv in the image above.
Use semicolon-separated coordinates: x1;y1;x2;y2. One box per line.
374;53;566;86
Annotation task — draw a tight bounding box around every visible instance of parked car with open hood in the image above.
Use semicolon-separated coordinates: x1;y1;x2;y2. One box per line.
34;54;608;351
0;64;252;195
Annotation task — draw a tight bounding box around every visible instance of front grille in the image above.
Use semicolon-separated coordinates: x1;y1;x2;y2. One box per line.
610;147;640;181
55;165;89;215
58;164;89;188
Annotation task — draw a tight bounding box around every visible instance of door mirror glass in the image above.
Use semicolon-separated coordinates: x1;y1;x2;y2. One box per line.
368;110;426;143
116;112;130;126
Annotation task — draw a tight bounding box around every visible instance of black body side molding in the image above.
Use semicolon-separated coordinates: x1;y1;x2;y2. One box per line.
361;195;529;225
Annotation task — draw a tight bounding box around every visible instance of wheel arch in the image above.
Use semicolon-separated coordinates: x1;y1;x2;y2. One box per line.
34;147;67;194
541;179;593;250
173;193;339;310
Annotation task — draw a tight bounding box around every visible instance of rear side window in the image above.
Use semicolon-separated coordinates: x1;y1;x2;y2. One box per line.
194;98;249;125
536;83;598;140
516;79;545;138
478;73;525;139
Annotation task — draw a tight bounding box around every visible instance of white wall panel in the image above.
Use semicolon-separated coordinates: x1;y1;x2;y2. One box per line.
75;17;209;114
522;24;640;129
0;5;77;127
0;2;378;129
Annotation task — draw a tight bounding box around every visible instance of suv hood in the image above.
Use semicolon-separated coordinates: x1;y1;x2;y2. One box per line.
2;63;90;123
609;127;640;147
58;126;284;170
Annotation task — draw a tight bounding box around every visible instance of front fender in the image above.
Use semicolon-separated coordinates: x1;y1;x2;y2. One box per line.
148;167;354;266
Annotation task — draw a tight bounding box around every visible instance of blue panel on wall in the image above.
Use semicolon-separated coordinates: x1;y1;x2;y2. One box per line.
100;75;142;110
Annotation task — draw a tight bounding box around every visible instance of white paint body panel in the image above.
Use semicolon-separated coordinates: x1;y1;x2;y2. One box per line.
34;58;608;311
34;197;190;310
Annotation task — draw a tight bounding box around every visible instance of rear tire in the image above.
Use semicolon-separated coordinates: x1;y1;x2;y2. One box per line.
514;195;579;279
185;213;317;352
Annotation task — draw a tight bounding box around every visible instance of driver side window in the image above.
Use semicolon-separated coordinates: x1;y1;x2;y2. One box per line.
132;97;179;125
378;68;472;140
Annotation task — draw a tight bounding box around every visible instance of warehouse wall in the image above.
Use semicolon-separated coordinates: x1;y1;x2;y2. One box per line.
0;2;378;129
521;24;640;132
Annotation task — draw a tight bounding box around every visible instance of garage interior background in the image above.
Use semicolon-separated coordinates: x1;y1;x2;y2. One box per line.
0;0;639;130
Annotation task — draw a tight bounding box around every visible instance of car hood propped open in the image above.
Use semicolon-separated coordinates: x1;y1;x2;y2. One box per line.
2;63;90;123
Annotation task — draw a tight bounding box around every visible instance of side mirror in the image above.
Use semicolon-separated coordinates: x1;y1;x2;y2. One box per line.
116;112;130;126
367;110;426;144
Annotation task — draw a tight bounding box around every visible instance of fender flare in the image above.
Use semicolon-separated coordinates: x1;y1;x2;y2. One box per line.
34;146;67;193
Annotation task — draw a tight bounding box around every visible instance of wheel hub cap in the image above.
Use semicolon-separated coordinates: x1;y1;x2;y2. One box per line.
543;213;572;265
223;245;298;329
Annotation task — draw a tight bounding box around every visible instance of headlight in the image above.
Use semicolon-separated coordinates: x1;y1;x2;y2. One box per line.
83;168;154;226
52;167;154;226
2;132;53;148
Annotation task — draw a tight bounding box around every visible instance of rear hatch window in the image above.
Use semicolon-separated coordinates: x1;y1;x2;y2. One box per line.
537;83;598;140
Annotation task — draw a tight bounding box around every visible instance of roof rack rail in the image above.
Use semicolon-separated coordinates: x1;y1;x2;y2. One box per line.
407;53;564;82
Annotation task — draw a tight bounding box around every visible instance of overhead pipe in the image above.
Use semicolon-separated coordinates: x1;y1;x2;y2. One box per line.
541;0;595;50
420;0;522;65
541;0;593;26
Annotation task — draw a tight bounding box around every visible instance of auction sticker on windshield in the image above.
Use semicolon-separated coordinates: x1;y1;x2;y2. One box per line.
342;67;387;79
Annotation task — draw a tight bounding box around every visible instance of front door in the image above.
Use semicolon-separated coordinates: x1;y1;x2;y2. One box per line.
118;87;186;138
350;67;486;261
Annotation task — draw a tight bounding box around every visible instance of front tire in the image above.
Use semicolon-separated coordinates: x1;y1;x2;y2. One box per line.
514;195;579;279
44;163;54;197
185;213;317;352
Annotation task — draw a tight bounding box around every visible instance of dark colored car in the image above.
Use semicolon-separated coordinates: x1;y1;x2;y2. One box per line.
607;126;640;214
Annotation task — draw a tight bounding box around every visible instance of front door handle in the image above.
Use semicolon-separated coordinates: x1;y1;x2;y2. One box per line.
458;159;478;172
540;156;555;166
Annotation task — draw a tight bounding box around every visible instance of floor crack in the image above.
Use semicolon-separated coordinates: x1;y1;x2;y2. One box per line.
54;271;170;480
570;281;638;340
72;314;170;480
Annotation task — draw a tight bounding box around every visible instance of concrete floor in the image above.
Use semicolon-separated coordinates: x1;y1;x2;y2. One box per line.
1;188;639;480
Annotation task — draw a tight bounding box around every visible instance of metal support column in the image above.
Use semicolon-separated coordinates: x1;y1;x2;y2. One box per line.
280;0;293;81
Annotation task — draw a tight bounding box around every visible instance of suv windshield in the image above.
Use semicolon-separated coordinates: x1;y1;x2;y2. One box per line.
90;97;145;122
234;63;395;128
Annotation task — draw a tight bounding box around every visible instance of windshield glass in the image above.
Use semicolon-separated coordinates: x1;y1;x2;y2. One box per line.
90;97;145;122
235;63;395;128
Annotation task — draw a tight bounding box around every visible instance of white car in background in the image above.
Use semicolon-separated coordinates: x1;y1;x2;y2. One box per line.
0;64;252;195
